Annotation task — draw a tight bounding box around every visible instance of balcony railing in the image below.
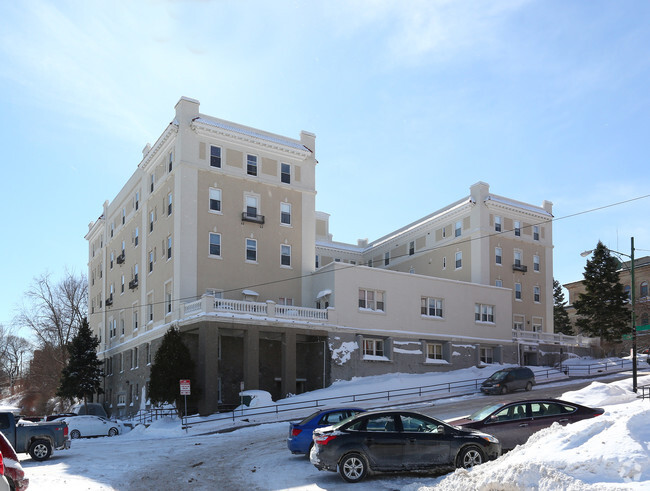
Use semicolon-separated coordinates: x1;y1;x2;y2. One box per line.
512;263;527;272
180;296;329;324
512;329;599;347
241;211;265;224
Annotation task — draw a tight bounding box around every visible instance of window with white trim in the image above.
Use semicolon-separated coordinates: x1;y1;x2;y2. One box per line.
247;154;258;176
135;191;140;211
315;255;320;268
245;195;258;218
495;279;503;288
384;251;390;266
168;152;173;172
149;250;154;273
515;282;522;300
209;233;221;257
133;307;138;331
134;227;139;247
210;146;221;168
209;188;222;212
165;282;172;315
514;314;525;330
495;247;502;265
281;163;290;184
167;193;172;216
147;292;154;323
421;297;443;318
246;238;257;262
475;304;495;323
534;285;541;303
533;225;540;240
409;241;415;256
359;289;385;312
281;244;291;267
363;338;384;357
427;343;443;361
514;250;522;268
494;216;502;232
532;318;542;332
455;251;462;269
280;202;291;225
640;281;648;298
149;210;154;233
480;347;494;364
455;221;462;237
146;343;152;365
167;236;172;260
533;254;540;272
514;221;521;236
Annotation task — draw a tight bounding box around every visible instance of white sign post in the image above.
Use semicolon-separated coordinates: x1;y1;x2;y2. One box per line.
180;379;190;432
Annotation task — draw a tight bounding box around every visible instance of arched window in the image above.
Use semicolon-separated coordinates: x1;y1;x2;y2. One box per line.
640;281;649;298
624;285;631;302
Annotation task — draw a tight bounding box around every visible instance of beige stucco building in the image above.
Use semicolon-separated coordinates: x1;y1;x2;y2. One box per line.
86;97;597;417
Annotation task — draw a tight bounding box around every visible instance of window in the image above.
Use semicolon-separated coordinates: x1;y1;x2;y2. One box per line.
133;309;138;331
442;257;446;269
514;221;521;236
121;240;125;255
150;174;154;192
421;297;443;317
641;281;649;298
533;255;540;272
442;227;447;238
455;221;462;237
247;154;258;176
165;283;172;314
368;258;373;268
281;244;291;267
246;196;258;218
495;216;502;232
532;318;542;332
119;353;124;372
278;297;293;306
409;241;415;256
209;233;221;257
534;286;540;303
427;343;443;361
475;304;495;323
359;289;385;311
146;343;152;365
209;188;222;212
210;146;221;168
384;251;390;266
147;293;154;322
149;251;154;273
480;347;494;364
495;247;502;265
110;252;114;269
122;208;126;225
134;227;139;247
280;202;291;225
515;282;522;300
134;263;139;283
168;152;173;172
132;347;139;369
281;163;290;184
121;275;125;294
246;238;257;262
315;254;320;268
118;394;126;406
363;338;384;357
514;251;522;267
149;211;154;233
455;251;462;269
167;236;172;260
495;279;503;288
625;285;631;301
167;193;172;216
111;222;114;238
533;225;540;241
513;315;524;330
135;191;139;211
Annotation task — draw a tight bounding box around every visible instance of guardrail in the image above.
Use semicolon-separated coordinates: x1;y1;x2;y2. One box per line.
640;384;650;400
556;359;634;376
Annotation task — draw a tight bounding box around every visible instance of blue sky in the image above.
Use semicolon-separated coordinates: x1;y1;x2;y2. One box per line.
1;0;649;333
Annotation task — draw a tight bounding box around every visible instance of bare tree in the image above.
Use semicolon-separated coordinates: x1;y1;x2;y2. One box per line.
2;334;31;393
16;270;87;366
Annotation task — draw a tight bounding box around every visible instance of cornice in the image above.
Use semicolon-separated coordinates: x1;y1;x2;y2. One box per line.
191;120;311;159
138;123;179;171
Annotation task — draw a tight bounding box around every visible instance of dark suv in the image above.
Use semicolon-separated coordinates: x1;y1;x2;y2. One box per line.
481;367;535;395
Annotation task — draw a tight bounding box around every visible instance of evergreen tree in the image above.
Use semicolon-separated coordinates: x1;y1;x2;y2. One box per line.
573;241;630;342
148;326;196;417
57;318;103;411
553;279;573;335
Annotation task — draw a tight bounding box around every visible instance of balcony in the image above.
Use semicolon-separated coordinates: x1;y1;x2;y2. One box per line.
105;295;113;306
512;263;527;272
129;279;138;290
116;252;125;264
241;211;265;224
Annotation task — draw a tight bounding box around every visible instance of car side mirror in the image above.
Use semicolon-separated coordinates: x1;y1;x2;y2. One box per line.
436;425;445;434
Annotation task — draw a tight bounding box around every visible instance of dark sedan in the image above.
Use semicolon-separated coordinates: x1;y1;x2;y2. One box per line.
310;410;501;483
448;398;604;451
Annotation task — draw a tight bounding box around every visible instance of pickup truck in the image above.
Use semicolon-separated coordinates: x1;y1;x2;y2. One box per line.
0;411;70;461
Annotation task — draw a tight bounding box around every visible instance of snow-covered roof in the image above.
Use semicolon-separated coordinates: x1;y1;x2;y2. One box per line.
194;117;309;152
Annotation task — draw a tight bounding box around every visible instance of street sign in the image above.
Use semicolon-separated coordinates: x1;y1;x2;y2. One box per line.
180;379;191;395
622;324;650;340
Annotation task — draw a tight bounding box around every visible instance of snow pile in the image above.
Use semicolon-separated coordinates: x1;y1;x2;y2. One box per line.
407;377;650;490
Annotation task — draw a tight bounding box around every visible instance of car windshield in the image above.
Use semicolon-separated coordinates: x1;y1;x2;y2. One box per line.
487;371;508;381
468;404;504;421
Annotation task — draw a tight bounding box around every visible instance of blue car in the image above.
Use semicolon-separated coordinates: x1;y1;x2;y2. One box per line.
287;407;364;454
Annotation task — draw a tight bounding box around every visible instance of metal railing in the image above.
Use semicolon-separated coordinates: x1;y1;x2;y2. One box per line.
512;329;600;347
639;384;650;400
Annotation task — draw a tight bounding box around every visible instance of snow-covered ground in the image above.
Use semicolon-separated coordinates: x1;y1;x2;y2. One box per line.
4;358;650;490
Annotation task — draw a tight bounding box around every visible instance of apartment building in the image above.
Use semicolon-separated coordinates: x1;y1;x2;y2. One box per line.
86;97;597;417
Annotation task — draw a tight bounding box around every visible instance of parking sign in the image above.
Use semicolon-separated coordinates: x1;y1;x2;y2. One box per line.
180;379;191;395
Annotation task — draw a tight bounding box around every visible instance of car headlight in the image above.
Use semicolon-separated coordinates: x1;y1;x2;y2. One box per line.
479;433;499;444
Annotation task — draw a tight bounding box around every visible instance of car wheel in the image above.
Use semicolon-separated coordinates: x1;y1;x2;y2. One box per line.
108;427;119;437
70;429;82;439
525;381;533;391
457;445;485;469
500;385;508;395
29;439;52;461
339;452;368;483
7;476;15;491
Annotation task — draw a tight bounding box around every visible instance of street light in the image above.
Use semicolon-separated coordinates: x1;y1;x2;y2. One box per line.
581;237;637;392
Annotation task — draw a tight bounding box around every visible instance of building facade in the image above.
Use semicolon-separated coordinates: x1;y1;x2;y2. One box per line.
86;97;597;417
